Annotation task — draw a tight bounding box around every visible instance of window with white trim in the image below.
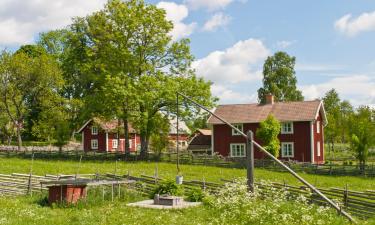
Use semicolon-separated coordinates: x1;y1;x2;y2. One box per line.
316;121;320;134
91;139;98;149
317;141;321;157
281;142;294;157
230;144;246;157
281;122;293;134
112;139;118;149
91;126;98;135
232;124;243;136
129;140;133;147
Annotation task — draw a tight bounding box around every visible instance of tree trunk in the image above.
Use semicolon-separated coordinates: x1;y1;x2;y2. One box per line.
7;136;11;145
359;160;365;175
140;134;150;159
123;118;130;156
16;125;22;152
0;132;5;144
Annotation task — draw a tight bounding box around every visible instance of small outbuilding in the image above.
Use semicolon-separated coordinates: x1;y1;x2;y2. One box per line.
187;129;212;155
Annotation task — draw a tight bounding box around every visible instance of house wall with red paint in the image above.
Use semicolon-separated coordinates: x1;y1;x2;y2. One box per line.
313;114;324;164
81;121;139;152
212;119;323;163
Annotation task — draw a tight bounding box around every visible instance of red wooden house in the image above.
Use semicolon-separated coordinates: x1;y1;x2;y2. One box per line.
207;95;327;164
77;118;140;152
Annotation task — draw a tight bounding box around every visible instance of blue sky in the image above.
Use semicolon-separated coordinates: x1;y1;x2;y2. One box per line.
1;0;375;106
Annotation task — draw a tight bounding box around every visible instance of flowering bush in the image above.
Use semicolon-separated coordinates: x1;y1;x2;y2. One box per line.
204;178;350;225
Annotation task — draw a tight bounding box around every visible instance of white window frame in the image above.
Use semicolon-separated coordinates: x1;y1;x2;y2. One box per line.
316;121;320;134
281;122;293;134
317;141;321;157
112;139;118;149
91;126;98;135
91;139;98;150
230;143;246;157
281;142;294;158
232;124;243;136
129;139;133;148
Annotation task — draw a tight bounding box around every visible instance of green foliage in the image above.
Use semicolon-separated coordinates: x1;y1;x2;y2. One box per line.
0;49;64;150
256;114;281;157
323;89;354;152
150;180;184;198
206;179;350;225
257;51;303;103
150;114;170;156
186;187;205;202
58;0;216;157
349;106;375;170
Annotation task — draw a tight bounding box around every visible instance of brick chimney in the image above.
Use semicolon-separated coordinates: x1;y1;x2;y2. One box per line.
265;94;274;104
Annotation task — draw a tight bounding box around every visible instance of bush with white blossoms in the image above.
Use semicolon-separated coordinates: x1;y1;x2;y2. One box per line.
204;178;351;225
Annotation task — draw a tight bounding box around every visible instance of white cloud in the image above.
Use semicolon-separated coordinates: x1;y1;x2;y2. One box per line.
156;2;197;40
184;0;237;11
193;38;270;84
334;11;375;37
296;63;345;72
276;40;295;49
212;85;257;104
0;0;106;46
301;75;375;106
202;12;231;31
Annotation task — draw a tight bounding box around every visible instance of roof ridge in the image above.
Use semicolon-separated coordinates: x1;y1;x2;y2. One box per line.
217;99;321;107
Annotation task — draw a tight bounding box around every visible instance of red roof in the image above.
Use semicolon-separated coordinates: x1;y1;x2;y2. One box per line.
77;118;137;133
208;100;327;124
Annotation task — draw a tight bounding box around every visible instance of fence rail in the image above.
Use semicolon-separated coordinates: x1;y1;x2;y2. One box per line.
1;149;375;177
0;172;373;219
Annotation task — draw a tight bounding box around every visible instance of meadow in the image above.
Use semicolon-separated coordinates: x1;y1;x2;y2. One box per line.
0;156;374;225
0;156;374;190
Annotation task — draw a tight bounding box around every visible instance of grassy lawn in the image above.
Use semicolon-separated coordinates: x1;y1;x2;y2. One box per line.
0;156;374;224
0;190;222;225
0;156;373;191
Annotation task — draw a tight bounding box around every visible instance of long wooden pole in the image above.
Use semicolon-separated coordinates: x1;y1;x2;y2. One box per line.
246;131;254;192
176;92;180;174
176;92;356;223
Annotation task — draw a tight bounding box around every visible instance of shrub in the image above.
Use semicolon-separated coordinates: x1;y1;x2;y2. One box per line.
205;178;349;225
150;180;184;198
186;187;205;202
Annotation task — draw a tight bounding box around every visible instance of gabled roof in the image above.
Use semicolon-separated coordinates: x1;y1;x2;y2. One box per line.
77;118;137;134
169;117;190;134
208;100;327;125
197;129;212;136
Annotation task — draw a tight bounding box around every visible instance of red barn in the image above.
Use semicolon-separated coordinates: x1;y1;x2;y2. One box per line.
77;118;140;152
207;95;327;164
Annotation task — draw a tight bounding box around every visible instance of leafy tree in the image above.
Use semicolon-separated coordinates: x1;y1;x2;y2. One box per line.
0;50;64;151
339;100;353;143
322;89;341;153
322;89;354;154
256;114;281;157
149;113;170;157
0;106;15;145
38;29;87;139
61;0;215;158
257;52;303;103
185;112;210;134
349;106;375;173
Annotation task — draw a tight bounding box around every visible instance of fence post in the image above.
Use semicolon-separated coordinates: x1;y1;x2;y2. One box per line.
246;130;254;192
343;184;349;209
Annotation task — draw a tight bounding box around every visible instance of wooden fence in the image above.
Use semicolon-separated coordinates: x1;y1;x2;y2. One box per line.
1;149;375;177
0;172;373;219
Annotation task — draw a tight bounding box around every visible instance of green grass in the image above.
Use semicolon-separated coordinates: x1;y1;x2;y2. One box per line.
0;156;374;224
0;190;222;225
0;156;373;191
